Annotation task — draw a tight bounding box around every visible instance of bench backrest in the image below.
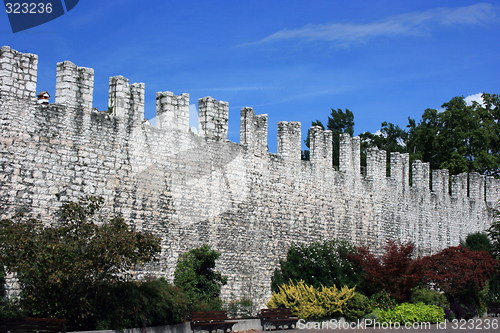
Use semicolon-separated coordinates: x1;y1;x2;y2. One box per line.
259;308;294;319
0;318;68;333
190;311;229;323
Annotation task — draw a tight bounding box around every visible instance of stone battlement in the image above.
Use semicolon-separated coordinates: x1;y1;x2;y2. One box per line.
0;46;498;306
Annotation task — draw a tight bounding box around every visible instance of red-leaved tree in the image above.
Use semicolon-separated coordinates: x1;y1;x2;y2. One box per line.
349;241;422;301
421;245;497;301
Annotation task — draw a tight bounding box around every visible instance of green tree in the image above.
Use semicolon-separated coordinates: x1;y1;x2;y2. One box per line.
461;232;493;253
174;245;227;311
271;239;361;292
0;196;161;329
407;94;500;176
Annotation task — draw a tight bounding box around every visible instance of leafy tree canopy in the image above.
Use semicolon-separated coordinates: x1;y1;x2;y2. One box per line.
0;196;161;327
461;232;493;253
271;239;361;292
174;244;227;311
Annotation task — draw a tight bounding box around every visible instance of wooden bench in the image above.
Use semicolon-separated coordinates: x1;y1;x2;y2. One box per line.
259;308;298;331
0;318;67;333
190;311;238;333
488;303;500;317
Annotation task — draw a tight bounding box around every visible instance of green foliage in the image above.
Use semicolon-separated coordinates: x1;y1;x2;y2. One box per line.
225;298;253;319
373;303;445;324
410;287;449;307
461;232;493;253
268;280;356;320
406;94;500;176
0;196;161;330
174;244;227;312
369;291;397;311
0;298;26;320
94;278;187;329
343;293;372;321
271;240;360;292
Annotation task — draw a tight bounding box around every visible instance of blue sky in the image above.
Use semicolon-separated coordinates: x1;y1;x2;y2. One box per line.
1;0;499;152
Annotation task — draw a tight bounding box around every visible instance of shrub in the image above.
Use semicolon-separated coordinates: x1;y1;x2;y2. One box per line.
421;245;497;314
410;287;449;307
268;280;355;319
373;303;445;324
462;232;493;253
449;301;477;320
0;298;25;320
94;278;187;329
225;298;253;318
369;291;397;311
271;240;361;292
174;245;227;312
343;293;372;321
349;241;423;301
0;196;161;330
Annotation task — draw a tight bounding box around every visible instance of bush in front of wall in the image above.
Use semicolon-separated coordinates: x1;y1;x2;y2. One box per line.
343;292;372;321
410;287;449;307
268;280;356;320
373;302;445;324
369;291;397;311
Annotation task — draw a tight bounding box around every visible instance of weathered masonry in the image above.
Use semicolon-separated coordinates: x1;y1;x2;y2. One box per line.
0;46;498;306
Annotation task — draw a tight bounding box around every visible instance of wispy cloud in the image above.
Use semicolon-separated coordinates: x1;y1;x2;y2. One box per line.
248;3;497;47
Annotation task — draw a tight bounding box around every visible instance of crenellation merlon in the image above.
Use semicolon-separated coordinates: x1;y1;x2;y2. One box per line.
485;176;500;203
108;76;145;123
339;134;361;176
277;121;301;162
411;160;430;190
468;172;485;202
366;147;387;182
198;96;229;141
390;152;410;190
309;126;333;168
431;169;449;199
156;91;189;131
0;46;38;101
55;61;94;111
240;107;268;155
451;173;468;199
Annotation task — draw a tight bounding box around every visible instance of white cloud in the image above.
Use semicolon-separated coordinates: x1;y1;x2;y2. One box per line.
250;3;497;46
464;92;485;106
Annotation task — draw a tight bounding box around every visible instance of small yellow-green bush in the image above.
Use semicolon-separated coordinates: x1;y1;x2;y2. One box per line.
268;280;355;319
373;302;445;324
344;293;372;321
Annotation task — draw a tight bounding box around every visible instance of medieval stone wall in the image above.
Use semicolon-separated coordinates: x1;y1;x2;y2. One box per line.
0;46;498;306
